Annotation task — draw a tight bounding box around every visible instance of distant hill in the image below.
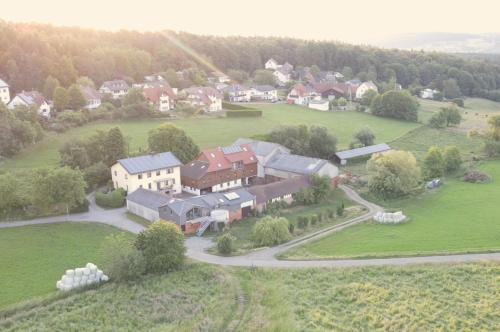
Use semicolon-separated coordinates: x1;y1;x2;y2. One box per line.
380;33;500;54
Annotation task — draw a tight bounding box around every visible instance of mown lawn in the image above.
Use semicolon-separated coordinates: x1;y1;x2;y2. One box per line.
0;103;420;170
0;222;131;308
282;161;500;259
2;262;498;331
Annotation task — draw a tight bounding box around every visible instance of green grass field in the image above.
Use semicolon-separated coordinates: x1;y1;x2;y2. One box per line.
283;161;500;259
0;103;420;170
1;263;498;331
0;222;131;308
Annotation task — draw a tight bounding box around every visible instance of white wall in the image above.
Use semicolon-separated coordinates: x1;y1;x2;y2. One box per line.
127;200;160;222
112;163;182;194
0;86;10;104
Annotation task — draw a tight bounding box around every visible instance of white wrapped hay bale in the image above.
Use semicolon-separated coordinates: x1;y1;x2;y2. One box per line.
56;263;109;291
374;211;407;224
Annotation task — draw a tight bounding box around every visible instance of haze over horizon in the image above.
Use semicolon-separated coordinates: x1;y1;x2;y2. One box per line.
2;0;500;47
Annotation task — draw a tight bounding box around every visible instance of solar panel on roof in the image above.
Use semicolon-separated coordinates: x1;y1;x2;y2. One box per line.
222;146;243;154
223;192;240;200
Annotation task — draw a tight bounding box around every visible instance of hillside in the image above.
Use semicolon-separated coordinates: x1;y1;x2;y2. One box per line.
1;20;500;101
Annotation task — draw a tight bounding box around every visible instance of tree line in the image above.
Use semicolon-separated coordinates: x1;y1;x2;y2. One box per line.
1;21;500;100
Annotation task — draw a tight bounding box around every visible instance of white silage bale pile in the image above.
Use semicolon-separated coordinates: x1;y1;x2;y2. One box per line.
56;263;109;291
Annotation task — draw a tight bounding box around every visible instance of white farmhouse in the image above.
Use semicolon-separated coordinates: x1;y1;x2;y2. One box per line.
0;78;10;105
265;58;280;70
80;86;102;110
111;152;182;195
355;81;378;99
420;88;440;99
251;85;278;101
8;90;51;117
143;85;177;112
182;86;223;112
273;68;291;86
224;84;252;102
99;80;130;99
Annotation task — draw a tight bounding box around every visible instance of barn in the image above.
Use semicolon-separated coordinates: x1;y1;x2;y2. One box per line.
126;188;173;222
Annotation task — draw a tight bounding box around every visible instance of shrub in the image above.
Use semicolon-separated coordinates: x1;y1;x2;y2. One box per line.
70;199;90;213
83;162;110;190
337;201;345;216
310;214;318;225
95;188;126;208
101;233;146;281
222;102;252;110
135;221;186;273
226;110;263;117
423;146;445;180
297;216;309;229
327;209;335;219
288;223;295;234
252;216;291;247
463;170;491;183
217;233;235;255
443;146;462;173
452;98;464;107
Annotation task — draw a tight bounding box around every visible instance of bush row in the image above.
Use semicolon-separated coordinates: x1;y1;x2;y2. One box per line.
226;110;263;117
95;188;126;208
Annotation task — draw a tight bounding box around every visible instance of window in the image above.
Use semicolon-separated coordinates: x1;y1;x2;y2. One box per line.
114;171;117;176
147;172;151;178
167;168;173;174
172;179;175;184
148;183;152;189
156;170;161;176
139;185;143;188
125;174;128;180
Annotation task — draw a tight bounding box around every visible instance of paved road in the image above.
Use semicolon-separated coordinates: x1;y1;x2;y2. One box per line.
2;187;499;267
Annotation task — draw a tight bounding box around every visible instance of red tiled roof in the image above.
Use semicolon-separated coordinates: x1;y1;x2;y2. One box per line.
143;85;176;104
198;144;256;172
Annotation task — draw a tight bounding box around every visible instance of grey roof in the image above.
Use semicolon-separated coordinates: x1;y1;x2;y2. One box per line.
126;188;174;210
117;152;182;174
335;143;391;160
233;138;290;158
181;160;209;180
253;85;275;92
248;176;311;204
100;80;129;92
166;188;255;217
265;154;329;175
0;78;8;87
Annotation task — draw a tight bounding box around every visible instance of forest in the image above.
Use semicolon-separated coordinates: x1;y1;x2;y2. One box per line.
1;20;500;101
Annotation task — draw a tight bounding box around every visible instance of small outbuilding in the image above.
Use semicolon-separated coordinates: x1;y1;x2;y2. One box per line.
334;143;391;165
126;188;174;222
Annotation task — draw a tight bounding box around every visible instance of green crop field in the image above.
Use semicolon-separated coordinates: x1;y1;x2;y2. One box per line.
0;222;131;308
282;161;500;260
1;263;498;331
0;103;420;170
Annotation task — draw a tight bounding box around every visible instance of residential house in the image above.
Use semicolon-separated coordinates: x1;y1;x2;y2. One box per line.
111;152;182;194
233;138;290;179
355;81;378;99
208;71;230;84
265;58;280;70
126;188;175;222
282;62;294;73
286;84;317;105
308;99;330;111
98;80;130;99
181;144;258;195
143;85;177;112
182;86;222;112
0;78;10;105
420;88;440;99
224;84;252;102
273;67;291;86
250;85;278;101
312;81;346;100
248;176;312;212
159;188;255;234
8;90;51;117
80;86;101;110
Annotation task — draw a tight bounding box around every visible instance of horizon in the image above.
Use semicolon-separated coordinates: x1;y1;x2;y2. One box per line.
2;0;500;46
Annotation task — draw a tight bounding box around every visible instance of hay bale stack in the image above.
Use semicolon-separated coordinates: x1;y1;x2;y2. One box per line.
56;263;109;291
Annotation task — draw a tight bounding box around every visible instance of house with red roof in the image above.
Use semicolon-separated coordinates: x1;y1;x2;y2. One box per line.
286;84;319;105
143;85;177;112
181;144;258;195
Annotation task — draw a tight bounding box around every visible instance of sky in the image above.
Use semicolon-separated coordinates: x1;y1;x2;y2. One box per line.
2;0;500;44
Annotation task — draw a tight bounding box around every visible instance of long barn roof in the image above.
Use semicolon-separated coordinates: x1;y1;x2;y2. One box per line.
335;143;391;160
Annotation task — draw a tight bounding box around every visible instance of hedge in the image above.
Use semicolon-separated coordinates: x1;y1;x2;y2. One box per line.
222;102;252;110
95;188;126;208
226;110;263;117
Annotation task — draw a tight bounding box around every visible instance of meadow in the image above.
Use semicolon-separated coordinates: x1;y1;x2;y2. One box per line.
0;222;131;308
282;161;500;259
1;262;498;331
0;103;420;170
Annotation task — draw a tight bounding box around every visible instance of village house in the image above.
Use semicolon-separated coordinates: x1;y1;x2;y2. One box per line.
111;152;182;194
8;90;51;117
273;67;291;86
0;78;10;105
420;88;440;99
287;84;317;105
158;188;255;234
143;85;177;112
250;85;278;101
181;144;258;195
223;84;252;102
355;81;378;99
248;176;312;212
98;80;130;99
265;58;280;70
208;71;230;84
182;86;222;112
80;86;101;110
